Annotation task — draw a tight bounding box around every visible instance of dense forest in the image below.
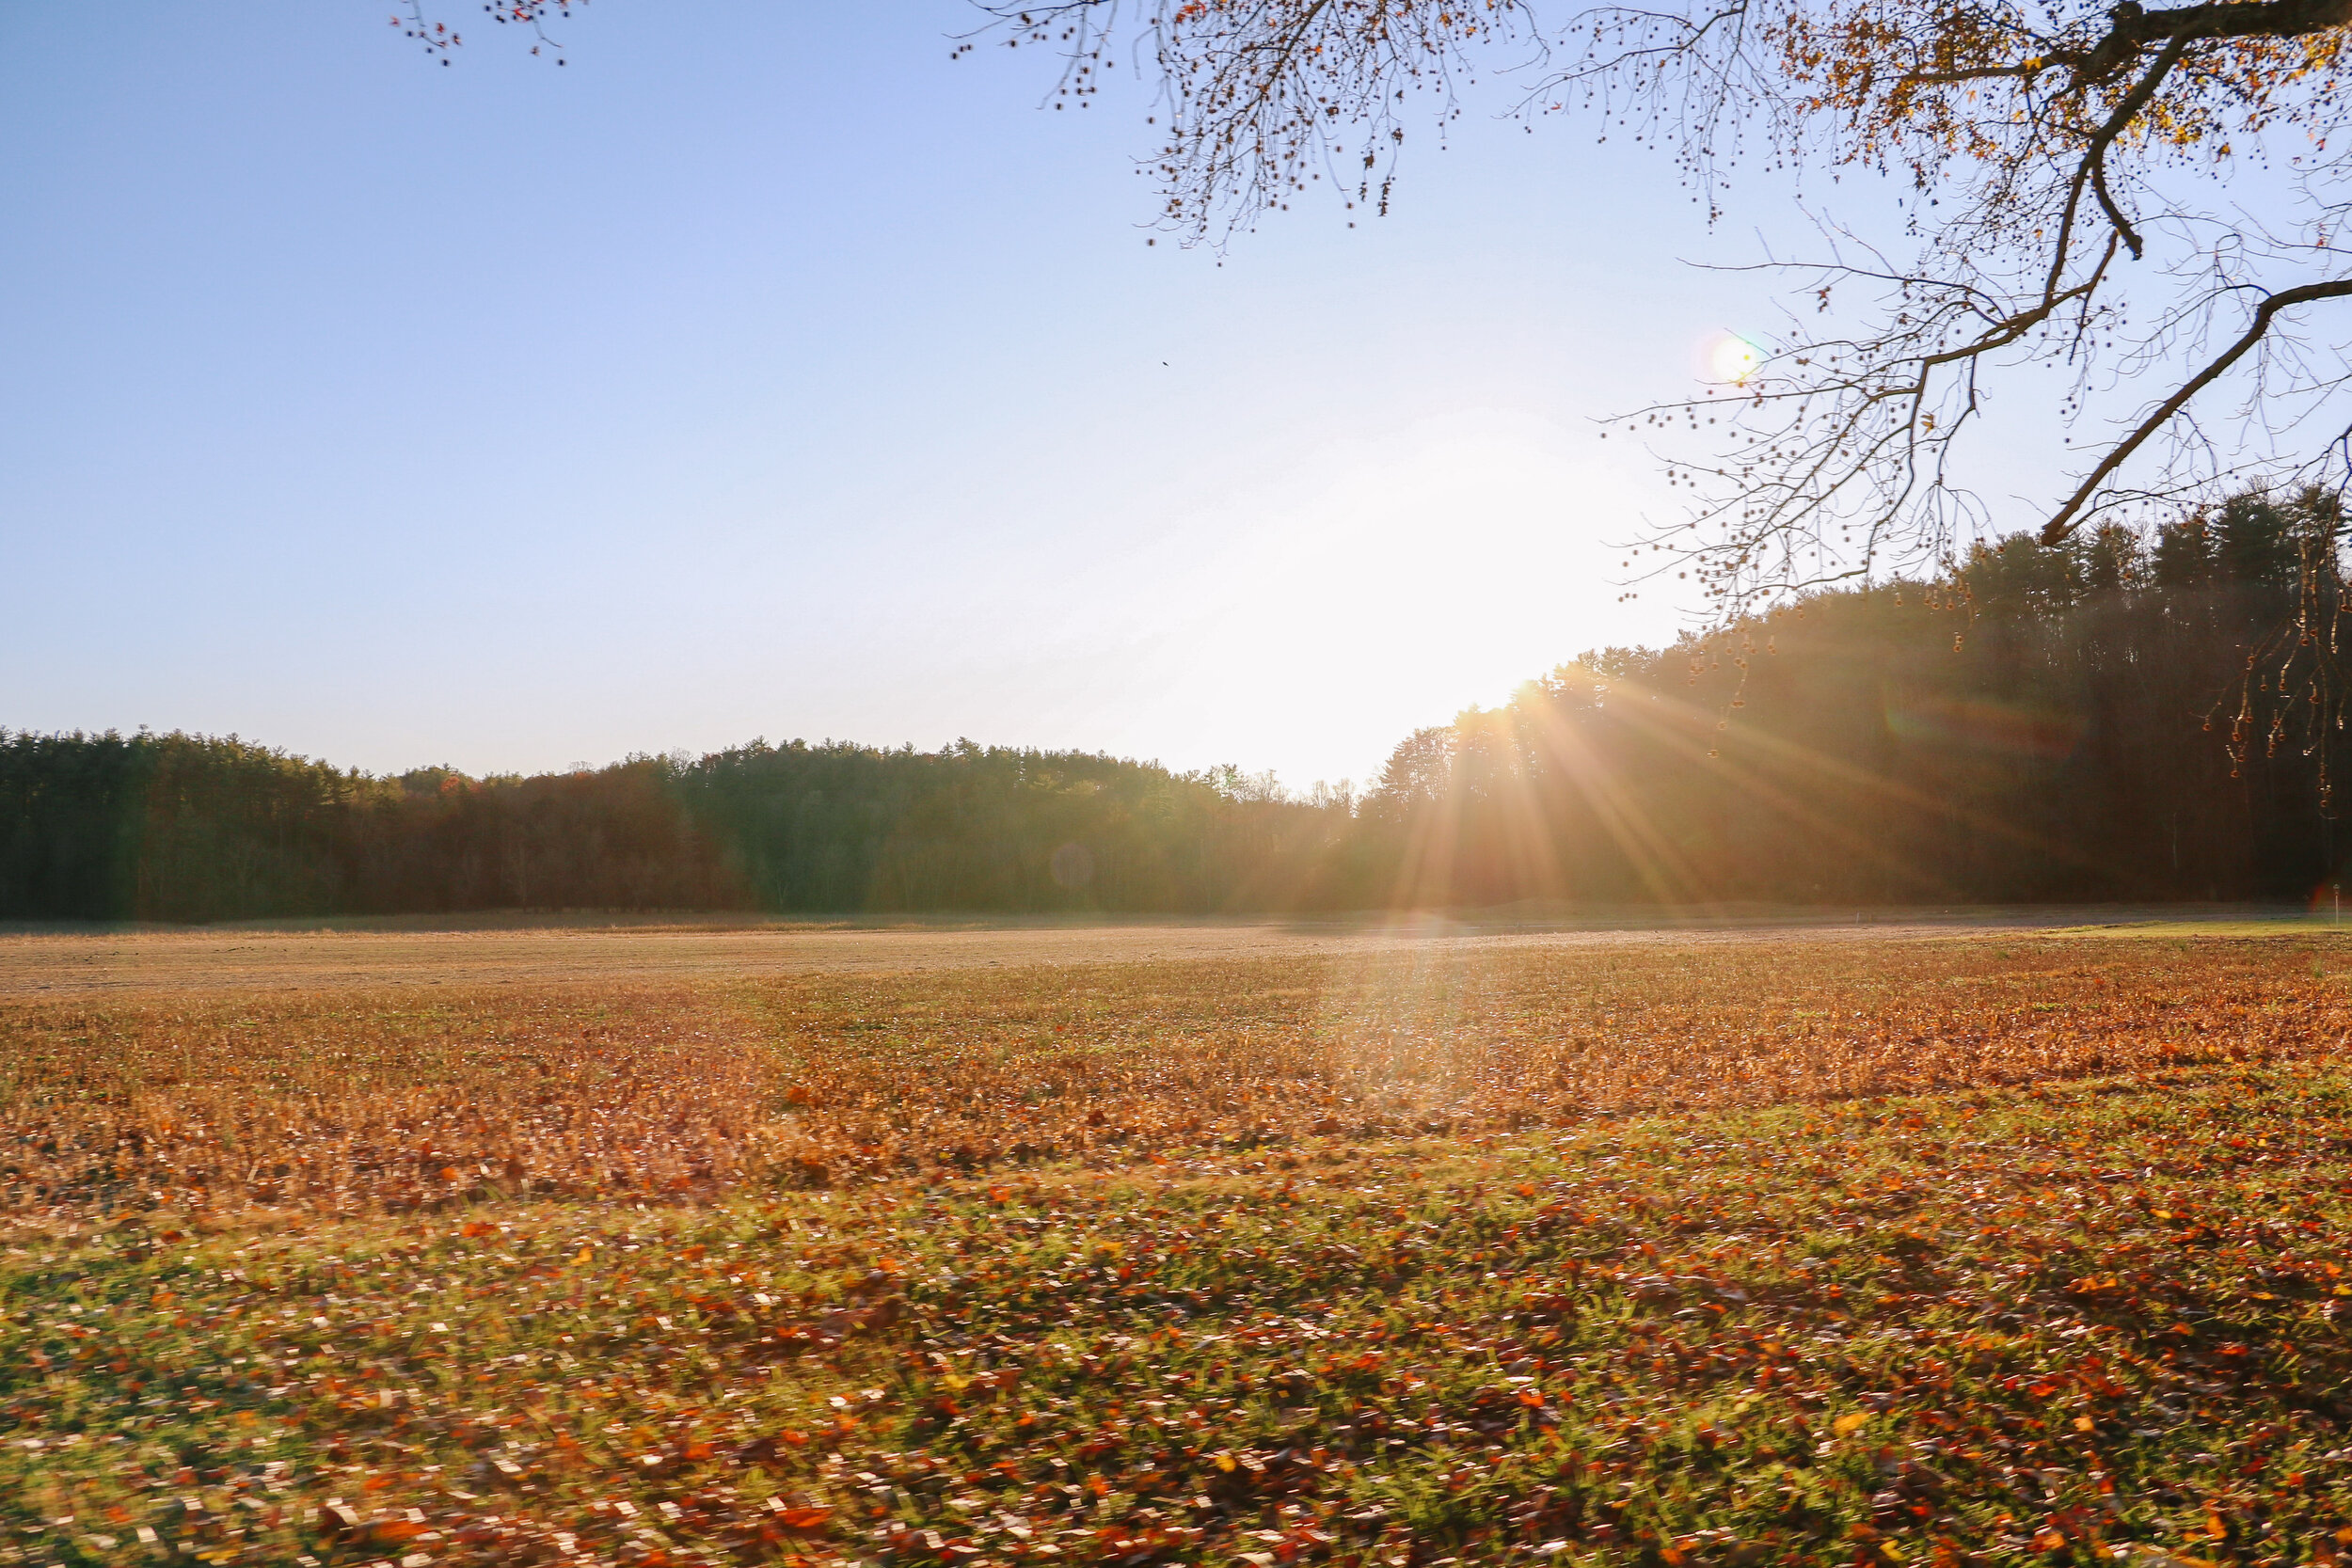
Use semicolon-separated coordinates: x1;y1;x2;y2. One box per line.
7;488;2347;920
1374;490;2351;907
0;736;1353;922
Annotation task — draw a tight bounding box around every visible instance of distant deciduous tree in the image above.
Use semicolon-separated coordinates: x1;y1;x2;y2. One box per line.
981;0;2352;609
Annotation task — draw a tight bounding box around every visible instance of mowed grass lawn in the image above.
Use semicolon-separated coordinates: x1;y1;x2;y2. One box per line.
2;933;2349;1567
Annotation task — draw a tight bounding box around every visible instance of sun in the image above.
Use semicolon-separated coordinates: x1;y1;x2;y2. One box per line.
1707;333;1760;386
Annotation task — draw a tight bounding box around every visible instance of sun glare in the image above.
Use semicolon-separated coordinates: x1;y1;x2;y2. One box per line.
1707;332;1760;385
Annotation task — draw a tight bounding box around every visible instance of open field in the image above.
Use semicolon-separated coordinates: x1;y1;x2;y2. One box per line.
5;906;2347;999
3;926;2350;1566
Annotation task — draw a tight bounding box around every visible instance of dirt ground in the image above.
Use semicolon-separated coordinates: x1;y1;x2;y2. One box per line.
3;904;2337;997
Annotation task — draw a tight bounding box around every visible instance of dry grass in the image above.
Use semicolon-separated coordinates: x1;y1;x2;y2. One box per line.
1;909;2271;999
0;918;1372;998
5;932;2347;1225
6;927;2352;1567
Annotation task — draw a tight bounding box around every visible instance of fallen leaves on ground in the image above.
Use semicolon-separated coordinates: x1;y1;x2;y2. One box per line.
7;936;2352;1223
3;1054;2349;1565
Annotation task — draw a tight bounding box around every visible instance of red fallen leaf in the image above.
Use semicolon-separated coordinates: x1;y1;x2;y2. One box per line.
765;1503;833;1532
460;1221;496;1238
362;1510;429;1545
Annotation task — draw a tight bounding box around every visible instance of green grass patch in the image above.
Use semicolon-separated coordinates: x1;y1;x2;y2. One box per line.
4;1064;2350;1566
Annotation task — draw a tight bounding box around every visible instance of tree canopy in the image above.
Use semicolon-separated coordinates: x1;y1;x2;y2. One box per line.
985;0;2352;607
400;2;2352;611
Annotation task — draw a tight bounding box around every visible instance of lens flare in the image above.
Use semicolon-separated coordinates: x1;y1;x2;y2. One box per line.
1707;333;1760;385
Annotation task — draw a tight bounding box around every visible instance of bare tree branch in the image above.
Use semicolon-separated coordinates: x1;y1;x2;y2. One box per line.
964;0;2352;608
2042;276;2352;539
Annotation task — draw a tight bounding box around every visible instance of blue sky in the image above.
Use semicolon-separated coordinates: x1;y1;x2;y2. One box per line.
2;3;1897;788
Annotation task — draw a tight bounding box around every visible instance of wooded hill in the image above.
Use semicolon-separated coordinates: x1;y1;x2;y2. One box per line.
1378;490;2347;908
8;490;2346;920
0;736;1354;923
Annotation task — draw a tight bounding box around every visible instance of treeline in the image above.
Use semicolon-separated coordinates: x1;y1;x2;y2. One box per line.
1370;488;2352;906
7;487;2348;920
0;735;1351;922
